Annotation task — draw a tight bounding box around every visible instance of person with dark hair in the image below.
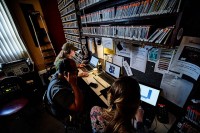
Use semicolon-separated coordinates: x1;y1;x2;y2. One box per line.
47;58;83;113
54;43;88;77
90;76;145;133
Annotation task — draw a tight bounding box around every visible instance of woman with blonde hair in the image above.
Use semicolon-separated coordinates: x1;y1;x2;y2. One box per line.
54;43;88;77
90;76;145;133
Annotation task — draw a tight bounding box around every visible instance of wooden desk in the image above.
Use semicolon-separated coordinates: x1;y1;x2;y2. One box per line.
80;69;109;106
150;112;176;133
79;69;176;132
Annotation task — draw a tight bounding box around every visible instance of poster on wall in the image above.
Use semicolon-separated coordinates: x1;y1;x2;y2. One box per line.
130;46;148;73
116;42;131;57
160;73;193;108
170;36;200;80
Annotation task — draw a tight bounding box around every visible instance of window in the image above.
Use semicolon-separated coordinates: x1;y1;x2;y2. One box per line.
0;0;30;63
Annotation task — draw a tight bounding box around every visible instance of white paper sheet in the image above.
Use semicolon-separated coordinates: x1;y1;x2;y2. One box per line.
123;60;133;76
113;55;123;67
96;38;104;59
170;36;200;80
88;38;95;53
130;46;148;73
102;37;113;50
160;73;193;107
116;42;131;57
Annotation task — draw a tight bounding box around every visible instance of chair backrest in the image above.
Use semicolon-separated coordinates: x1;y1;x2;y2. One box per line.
0;76;29;116
0;76;27;104
42;90;71;122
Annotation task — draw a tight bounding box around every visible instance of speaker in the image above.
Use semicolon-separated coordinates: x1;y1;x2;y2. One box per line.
0;59;31;76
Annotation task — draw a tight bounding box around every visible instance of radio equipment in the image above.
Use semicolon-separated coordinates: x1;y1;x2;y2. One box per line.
0;59;31;76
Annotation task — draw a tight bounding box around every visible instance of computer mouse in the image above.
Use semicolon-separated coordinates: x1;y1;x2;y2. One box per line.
89;82;98;88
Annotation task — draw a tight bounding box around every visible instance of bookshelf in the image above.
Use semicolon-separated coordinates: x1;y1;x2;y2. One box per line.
57;0;82;49
170;100;200;133
79;0;185;48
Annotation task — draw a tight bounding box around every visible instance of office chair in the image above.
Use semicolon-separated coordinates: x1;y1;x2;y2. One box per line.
0;76;29;131
42;90;81;133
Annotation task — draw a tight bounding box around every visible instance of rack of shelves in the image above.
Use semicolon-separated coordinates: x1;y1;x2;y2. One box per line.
57;0;82;49
172;101;200;133
79;0;185;48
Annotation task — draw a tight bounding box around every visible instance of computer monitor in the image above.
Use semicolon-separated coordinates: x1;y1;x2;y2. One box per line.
90;56;99;67
139;84;160;106
105;61;121;78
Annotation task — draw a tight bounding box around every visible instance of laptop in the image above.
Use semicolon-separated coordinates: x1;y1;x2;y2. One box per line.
94;61;121;88
139;83;160;128
82;55;99;72
139;83;160;106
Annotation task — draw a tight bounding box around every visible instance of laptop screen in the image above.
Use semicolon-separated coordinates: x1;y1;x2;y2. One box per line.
90;56;99;67
139;84;160;106
105;61;120;78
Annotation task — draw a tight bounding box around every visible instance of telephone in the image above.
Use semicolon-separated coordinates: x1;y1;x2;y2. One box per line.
156;104;169;124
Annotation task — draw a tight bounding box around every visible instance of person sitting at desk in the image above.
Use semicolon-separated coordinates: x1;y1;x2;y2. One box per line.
47;58;83;113
90;76;145;133
54;42;88;77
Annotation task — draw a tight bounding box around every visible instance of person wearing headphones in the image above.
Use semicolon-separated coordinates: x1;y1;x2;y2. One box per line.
47;58;83;113
54;43;88;77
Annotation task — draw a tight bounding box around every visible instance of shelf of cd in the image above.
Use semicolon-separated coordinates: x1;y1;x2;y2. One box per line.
81;13;178;26
60;2;76;17
58;0;73;11
65;38;81;44
61;12;77;22
83;34;171;48
64;33;79;36
185;116;200;128
79;0;108;10
80;0;133;13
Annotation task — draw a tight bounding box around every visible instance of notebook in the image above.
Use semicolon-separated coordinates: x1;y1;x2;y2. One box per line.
139;83;160;128
82;55;99;72
139;83;160;106
94;61;121;87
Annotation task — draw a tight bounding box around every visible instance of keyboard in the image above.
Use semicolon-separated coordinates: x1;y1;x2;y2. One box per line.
98;73;114;85
93;76;110;88
141;102;156;128
84;65;93;71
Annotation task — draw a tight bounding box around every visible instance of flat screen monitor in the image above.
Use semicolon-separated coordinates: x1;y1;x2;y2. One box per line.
139;84;160;106
105;61;120;78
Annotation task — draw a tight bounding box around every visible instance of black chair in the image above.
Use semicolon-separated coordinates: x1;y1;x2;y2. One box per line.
0;76;29;131
42;90;81;133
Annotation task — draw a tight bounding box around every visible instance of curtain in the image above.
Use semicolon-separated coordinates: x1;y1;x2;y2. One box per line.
0;0;30;63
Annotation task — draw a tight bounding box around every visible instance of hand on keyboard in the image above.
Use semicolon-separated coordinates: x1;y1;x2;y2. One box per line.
135;106;144;122
78;72;89;77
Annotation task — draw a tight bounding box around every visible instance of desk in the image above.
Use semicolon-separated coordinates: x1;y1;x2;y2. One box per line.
79;69;176;133
150;112;176;133
80;69;109;106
